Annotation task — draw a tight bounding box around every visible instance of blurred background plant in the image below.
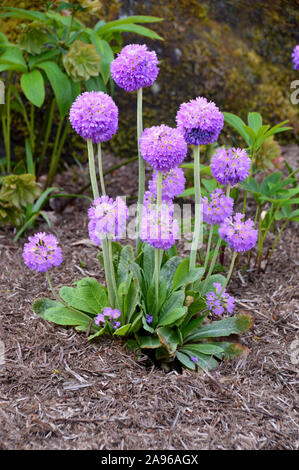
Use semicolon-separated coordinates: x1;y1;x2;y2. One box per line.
0;1;163;234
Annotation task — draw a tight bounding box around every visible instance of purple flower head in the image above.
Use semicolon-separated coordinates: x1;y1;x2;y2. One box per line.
206;283;235;316
23;232;63;273
211;147;251;185
140;196;179;250
88;195;128;246
95;307;122;330
110;43;159;92
148;167;186;201
140;125;187;172
291;45;299;70
176;96;224;145
202;188;234;225
146;314;153;325
219;213;258;252
69;91;118;143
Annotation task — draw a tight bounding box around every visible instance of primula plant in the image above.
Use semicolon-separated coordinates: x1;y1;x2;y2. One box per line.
27;43;257;373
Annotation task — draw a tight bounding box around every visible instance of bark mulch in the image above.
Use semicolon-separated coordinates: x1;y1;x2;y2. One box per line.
0;147;298;450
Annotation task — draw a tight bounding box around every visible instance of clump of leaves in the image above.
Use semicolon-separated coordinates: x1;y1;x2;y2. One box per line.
63;40;102;82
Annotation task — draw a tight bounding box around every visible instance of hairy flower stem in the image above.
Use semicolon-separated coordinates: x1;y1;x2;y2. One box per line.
86;139;99;199
154;171;163;309
218;251;237;298
203;225;214;275
190;145;202;270
136;87;144;250
97;143;106;196
45;271;62;304
101;238;115;308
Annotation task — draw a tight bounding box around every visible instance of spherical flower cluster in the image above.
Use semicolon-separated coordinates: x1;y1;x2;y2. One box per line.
140;125;187;172
291;45;299;70
206;283;235;316
95;307;121;330
140;196;179;250
110;43;159;92
23;232;63;273
69;91;118;143
88;195;128;246
176;96;224;145
148;167;186;201
202;188;234;225
219;213;258;252
211;147;251;185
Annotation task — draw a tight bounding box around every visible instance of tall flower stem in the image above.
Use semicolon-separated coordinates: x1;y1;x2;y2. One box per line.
218;251;237;298
202;237;221;292
45;271;62;304
154;171;163;309
136;87;144;249
108;239;120;309
38;98;56;179
4;73;12;172
190;145;202;270
97;142;106;196
86;138;99;199
101;238;115;308
203;225;214;275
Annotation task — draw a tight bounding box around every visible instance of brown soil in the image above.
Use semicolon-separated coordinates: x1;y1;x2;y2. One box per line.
0;147;298;450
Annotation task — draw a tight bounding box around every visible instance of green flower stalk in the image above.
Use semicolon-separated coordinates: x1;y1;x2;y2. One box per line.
189;145;202;270
136;87;144;249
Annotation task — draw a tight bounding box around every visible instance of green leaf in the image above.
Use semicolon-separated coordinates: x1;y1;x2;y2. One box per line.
197;274;226;296
59;277;109;314
0;47;27;72
96;16;163;35
124;278;139;323
138;335;161;349
208;342;250;360
99;23;163;41
160;256;182;293
85;75;106;93
28;50;60;70
128;312;143;334
86;30;114;84
38;61;72;117
180;349;219;370
117;245;135;287
181;312;207;339
25;139;34;175
0;7;43;21
176;351;196;370
113;323;131;336
157;327;179;355
21;69;45;107
202;178;217;194
182;343;224;356
158;307;187;327
33;297;61;317
32;187;58;213
247;112;262;133
186;314;253;342
142;243;155;287
177;187;195;198
223;112;250;145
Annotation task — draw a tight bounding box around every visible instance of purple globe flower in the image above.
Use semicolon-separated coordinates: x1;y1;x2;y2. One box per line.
95;307;121;330
69;91;118;143
148;167;186;201
211;147;251;185
140;125;187;172
176;96;224;145
219;213;258;252
140;197;179;250
88;195;128;246
23;232;63;273
202;188;234;225
110;43;159;92
291;45;299;70
206;283;235;316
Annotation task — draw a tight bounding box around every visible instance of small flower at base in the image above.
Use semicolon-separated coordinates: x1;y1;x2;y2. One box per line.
95;307;122;330
206;283;235;316
291;45;299;70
